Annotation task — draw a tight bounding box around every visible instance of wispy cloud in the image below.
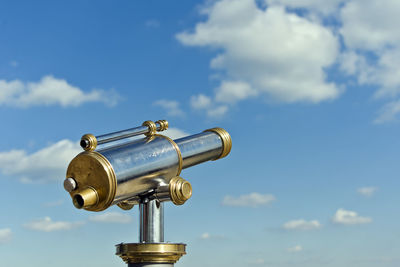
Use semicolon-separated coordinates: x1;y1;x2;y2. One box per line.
10;61;18;67
153;99;184;117
200;232;211;239
332;208;372;225
24;217;84;232
0;228;12;244
200;232;225;240
357;186;378;197
43;199;64;207
145;19;160;28
0;139;80;183
222;193;276;207
190;94;212;109
287;245;303;253
88;212;132;224
282;219;322;231
374;100;400;123
0;75;120;107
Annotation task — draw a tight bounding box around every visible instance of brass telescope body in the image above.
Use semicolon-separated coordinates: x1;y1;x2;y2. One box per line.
63;120;232;266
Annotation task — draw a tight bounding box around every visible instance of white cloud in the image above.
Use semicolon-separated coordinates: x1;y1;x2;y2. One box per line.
0;75;119;107
339;51;368;76
340;0;400;51
0;139;81;183
190;93;228;118
88;212;132;224
282;219;322;230
357;186;378;197
191;94;212;109
215;80;257;104
206;105;229;118
339;0;400;122
0;228;12;244
222;192;276;207
266;0;344;15
177;0;340;111
162;127;190;140
153;99;184;117
287;245;303;253
374;100;400;123
332;208;372;225
24;217;84;232
372;49;400;99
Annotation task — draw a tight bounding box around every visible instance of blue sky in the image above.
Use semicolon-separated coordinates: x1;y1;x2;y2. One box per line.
0;0;400;266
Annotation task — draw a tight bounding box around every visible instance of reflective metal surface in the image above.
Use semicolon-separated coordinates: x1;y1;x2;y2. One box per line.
116;243;186;264
128;264;173;267
66;127;231;211
97;121;168;145
97;125;149;144
175;131;223;169
98;136;181;204
140;200;164;243
96;135;142;151
63;177;77;192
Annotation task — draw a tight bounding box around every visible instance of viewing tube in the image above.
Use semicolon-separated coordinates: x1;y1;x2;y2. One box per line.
65;128;231;211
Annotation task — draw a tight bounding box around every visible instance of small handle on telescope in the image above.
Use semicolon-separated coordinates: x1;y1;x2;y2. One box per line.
80;120;169;151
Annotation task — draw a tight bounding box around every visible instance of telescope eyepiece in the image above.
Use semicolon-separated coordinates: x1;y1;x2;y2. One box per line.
72;187;99;209
80;139;89;149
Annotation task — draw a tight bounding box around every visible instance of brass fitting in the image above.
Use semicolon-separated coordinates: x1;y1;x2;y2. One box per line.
116;243;186;264
73;187;99;209
117;200;135;210
142;120;157;137
204;127;232;160
156;120;169;131
80;134;97;151
66;151;117;212
169;176;192;205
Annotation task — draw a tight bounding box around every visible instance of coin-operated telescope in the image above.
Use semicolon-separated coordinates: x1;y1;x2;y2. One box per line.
63;120;231;266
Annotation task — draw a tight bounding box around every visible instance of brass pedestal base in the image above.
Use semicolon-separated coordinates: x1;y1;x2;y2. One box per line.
116;243;186;265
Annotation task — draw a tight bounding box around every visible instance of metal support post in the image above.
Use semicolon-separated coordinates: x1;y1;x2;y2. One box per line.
140;200;164;243
116;198;185;266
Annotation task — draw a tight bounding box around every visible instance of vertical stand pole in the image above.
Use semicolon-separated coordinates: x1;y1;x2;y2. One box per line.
116;198;186;266
140;199;164;243
129;199;172;267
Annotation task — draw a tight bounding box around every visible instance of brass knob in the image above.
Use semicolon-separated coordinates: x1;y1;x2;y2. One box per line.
142;120;157;137
63;177;77;192
80;134;97;151
156;120;169;131
169;176;192;205
117;200;135;210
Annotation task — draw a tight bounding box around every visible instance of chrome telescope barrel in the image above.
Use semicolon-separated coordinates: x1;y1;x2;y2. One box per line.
65;127;231;212
176;128;231;169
